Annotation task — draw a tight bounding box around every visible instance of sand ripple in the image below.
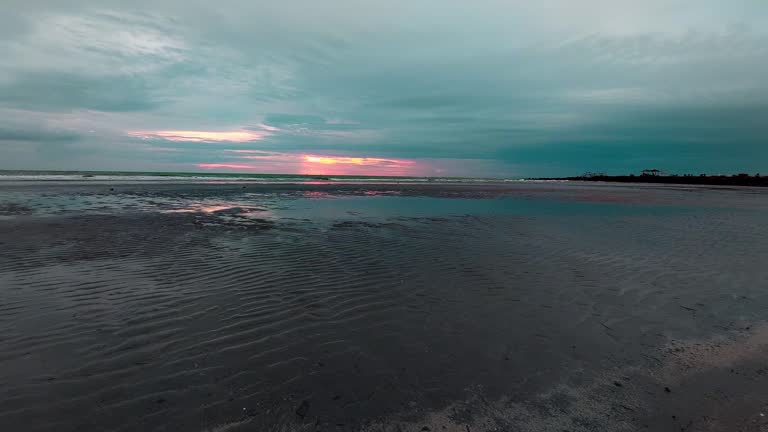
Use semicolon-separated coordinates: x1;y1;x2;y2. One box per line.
1;184;767;431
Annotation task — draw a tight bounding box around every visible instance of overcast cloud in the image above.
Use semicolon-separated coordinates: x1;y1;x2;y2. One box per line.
1;0;766;176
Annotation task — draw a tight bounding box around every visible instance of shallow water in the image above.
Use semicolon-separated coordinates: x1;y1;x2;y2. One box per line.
1;182;767;431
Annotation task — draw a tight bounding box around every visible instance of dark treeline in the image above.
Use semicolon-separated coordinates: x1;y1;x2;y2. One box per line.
540;171;768;187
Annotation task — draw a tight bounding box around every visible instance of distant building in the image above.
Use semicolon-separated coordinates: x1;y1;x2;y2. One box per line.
641;169;661;176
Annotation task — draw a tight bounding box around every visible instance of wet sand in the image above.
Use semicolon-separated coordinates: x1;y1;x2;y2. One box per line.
1;181;768;431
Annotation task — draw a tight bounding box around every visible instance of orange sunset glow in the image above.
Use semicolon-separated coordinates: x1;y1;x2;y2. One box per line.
197;153;423;176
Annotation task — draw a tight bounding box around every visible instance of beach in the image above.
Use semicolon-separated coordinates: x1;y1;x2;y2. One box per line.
1;179;768;431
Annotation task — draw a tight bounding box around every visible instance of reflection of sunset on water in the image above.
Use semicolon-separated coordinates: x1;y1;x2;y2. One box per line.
164;203;274;220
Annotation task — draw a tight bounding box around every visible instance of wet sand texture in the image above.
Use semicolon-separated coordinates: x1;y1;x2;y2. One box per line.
1;182;767;431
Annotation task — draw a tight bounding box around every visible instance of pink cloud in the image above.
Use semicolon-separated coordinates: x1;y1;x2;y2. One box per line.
302;155;414;167
257;123;282;132
224;149;277;154
129;130;268;143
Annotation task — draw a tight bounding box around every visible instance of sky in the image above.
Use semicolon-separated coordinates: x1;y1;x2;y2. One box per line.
1;0;767;177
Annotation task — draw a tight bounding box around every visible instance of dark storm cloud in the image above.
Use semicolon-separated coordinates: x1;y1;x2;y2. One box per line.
0;126;80;143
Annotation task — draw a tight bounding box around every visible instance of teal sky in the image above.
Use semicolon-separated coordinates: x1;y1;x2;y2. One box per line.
1;1;767;177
